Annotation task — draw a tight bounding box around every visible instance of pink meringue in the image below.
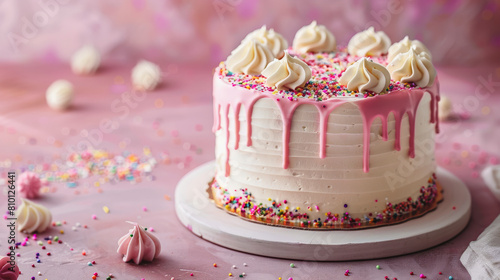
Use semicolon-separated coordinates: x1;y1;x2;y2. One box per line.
18;172;42;199
0;256;20;280
117;222;161;264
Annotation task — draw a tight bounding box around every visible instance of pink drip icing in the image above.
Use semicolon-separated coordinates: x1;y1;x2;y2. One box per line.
274;100;300;169
394;113;402;151
245;96;265;146
213;74;439;176
356;81;439;172
314;102;346;158
429;79;441;133
234;103;241;150
223;103;230;176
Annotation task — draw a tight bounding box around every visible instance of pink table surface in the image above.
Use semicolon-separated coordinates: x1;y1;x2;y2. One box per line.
0;62;499;280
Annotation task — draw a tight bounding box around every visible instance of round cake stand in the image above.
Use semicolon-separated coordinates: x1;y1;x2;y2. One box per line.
175;161;471;261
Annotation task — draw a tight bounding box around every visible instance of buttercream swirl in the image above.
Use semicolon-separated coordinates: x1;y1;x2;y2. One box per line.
338;57;391;93
0;256;19;280
292;21;336;53
117;222;161;264
16;199;52;233
262;52;312;90
226;39;274;75
387;48;436;88
242;26;288;58
19;172;42;199
347;27;391;57
388;36;432;63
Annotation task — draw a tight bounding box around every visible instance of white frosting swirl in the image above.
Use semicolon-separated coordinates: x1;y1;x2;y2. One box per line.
339;57;391;93
16;199;52;233
71;45;101;75
387;48;436;88
242;26;288;58
46;79;74;111
292;21;336;53
388;36;432;63
226;39;274;75
262;52;312;91
347;27;391;57
132;60;161;91
117;222;161;264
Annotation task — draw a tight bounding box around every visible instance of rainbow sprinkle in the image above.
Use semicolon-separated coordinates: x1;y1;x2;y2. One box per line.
12;149;157;189
210;174;440;229
218;47;419;101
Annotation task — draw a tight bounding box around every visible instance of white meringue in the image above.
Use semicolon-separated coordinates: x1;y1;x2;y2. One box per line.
71;45;101;75
16;199;52;233
481;165;500;202
438;95;453;121
46;79;74;110
132;60;161;91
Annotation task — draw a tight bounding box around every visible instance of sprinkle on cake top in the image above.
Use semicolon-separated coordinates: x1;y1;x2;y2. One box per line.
220;24;436;100
219;47;421;100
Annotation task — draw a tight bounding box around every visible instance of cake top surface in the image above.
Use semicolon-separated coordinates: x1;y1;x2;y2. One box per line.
218;23;436;101
218;48;416;100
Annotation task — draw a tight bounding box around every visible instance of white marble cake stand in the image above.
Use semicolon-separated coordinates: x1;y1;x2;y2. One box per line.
175;161;471;261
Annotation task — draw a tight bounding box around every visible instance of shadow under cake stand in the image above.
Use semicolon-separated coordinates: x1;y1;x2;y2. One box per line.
175;161;471;261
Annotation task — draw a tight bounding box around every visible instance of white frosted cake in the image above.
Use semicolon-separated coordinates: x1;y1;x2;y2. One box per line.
211;22;440;229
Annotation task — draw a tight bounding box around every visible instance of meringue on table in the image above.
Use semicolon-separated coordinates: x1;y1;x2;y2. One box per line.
46;79;74;111
0;256;20;280
71;45;101;75
16;199;52;233
131;60;162;91
438;95;454;121
18;171;42;199
117;222;161;264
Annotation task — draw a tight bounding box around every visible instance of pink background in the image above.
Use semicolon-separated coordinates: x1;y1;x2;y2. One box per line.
1;0;499;66
1;1;500;279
